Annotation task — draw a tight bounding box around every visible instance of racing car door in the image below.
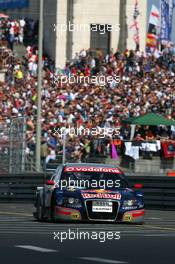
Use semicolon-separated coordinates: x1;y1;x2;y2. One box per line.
44;165;63;207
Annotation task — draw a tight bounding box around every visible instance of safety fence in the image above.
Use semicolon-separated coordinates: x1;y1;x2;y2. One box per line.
0;117;37;174
1;118;175;174
0;174;175;210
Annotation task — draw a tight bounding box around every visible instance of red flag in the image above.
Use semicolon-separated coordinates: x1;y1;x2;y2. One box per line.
161;141;175;158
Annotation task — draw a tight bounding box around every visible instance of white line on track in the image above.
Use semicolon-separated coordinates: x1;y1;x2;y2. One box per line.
0;227;159;231
0;226;145;230
0;219;31;222
79;257;127;263
0;231;174;236
147;218;163;220
0;227;173;232
143;234;175;237
0;230;146;233
1;231;53;235
0;211;32;217
0;231;146;234
0;225;145;230
0;228;155;233
14;245;58;252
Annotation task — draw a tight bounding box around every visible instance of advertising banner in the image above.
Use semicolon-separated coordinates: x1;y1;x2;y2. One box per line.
0;0;29;9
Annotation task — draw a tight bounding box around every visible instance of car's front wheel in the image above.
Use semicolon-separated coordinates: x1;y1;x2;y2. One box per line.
51;195;58;222
36;196;44;221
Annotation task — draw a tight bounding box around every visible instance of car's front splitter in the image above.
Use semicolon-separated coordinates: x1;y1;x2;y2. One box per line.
54;206;145;223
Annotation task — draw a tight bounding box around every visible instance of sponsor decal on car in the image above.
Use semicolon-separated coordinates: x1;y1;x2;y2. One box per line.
123;213;133;222
81;193;121;200
67;187;76;192
92;201;113;212
71;212;81;220
64;167;121;174
81;189;112;193
123;210;144;222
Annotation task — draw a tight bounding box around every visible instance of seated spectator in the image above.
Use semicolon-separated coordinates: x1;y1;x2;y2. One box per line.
134;133;145;141
45;147;56;164
145;130;155;141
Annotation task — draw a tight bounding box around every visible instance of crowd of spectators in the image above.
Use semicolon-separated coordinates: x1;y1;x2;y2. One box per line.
0;17;38;49
0;17;175;165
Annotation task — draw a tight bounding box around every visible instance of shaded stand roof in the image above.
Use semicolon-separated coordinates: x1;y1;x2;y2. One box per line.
123;113;175;126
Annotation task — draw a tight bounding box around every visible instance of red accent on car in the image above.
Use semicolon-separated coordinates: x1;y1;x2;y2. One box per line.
134;183;143;189
56;208;72;215
46;180;55;186
132;210;145;218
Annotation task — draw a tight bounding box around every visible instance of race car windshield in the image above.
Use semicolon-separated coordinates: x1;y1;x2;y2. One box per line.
60;171;129;189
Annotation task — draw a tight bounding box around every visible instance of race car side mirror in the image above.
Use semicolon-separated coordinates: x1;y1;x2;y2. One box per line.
134;183;143;189
46;180;55;186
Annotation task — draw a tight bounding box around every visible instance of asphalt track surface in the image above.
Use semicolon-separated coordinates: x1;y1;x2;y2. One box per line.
0;204;175;264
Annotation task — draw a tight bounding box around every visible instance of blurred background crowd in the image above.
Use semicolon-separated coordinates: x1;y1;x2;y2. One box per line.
0;17;175;164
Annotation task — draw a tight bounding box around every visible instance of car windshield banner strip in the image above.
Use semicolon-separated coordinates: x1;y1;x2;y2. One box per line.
64;167;121;174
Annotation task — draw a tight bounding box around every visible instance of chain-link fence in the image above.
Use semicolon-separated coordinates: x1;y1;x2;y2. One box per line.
0;117;36;174
0;121;9;173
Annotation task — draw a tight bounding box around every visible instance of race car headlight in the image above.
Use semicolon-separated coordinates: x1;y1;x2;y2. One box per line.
63;197;82;208
122;199;138;209
68;197;75;204
55;197;64;205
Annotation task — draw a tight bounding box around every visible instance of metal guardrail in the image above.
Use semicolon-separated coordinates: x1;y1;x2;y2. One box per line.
0;174;175;210
0;173;44;202
126;176;175;210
